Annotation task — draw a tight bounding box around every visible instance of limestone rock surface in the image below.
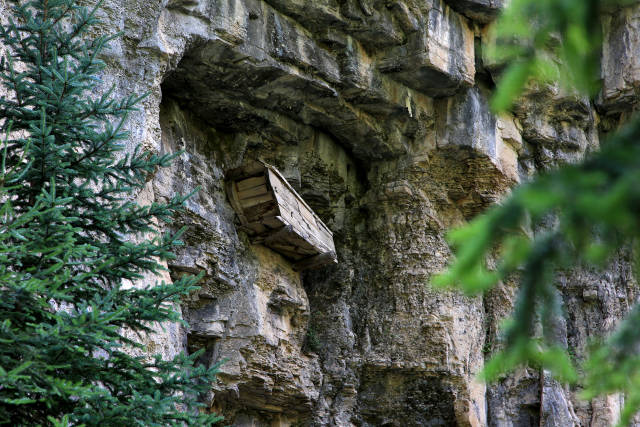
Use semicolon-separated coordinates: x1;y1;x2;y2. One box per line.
601;2;640;113
3;0;640;425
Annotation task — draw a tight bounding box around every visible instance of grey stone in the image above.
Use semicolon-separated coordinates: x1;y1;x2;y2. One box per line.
444;0;504;23
600;3;640;113
2;0;639;424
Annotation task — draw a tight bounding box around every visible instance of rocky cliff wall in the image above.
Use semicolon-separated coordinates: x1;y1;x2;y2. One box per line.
2;0;640;425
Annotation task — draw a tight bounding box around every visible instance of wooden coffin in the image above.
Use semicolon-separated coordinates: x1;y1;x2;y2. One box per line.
226;162;337;271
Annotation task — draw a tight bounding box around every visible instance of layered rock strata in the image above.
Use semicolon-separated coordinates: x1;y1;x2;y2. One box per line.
2;0;640;424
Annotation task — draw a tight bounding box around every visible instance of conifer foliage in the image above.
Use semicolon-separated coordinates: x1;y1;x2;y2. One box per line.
0;1;221;425
434;0;640;424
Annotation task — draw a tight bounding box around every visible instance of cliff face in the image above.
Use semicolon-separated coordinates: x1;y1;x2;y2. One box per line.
2;0;639;425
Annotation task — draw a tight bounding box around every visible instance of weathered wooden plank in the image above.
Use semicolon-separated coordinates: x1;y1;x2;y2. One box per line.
259;224;316;256
268;242;299;252
226;181;248;225
282;212;306;234
240;220;273;235
227;161;337;270
284;209;323;243
314;223;335;251
267;168;329;230
238;184;268;200
317;224;333;242
298;203;317;229
239;193;274;209
312;227;333;247
281;227;318;254
269;192;330;252
262;216;286;229
252;225;287;245
292;246;318;257
237;175;266;192
278;236;316;255
272;185;331;252
290;223;309;240
266;244;305;260
244;201;279;223
301;233;327;252
269;171;304;207
292;252;337;271
270;177;299;210
246;222;267;234
262;225;294;245
267;246;305;260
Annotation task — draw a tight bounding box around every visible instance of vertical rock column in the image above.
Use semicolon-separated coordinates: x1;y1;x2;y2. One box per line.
355;157;488;426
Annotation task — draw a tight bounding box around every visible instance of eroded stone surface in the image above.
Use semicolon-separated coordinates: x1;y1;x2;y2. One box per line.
601;3;640;113
3;0;640;424
444;0;503;23
379;0;475;97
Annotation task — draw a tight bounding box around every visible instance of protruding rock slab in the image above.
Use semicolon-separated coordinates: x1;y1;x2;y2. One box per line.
433;85;520;217
600;4;640;112
541;373;580;427
379;0;475;97
444;0;503;23
512;86;598;169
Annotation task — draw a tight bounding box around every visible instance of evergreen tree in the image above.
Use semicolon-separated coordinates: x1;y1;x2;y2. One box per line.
0;1;221;425
435;0;640;424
